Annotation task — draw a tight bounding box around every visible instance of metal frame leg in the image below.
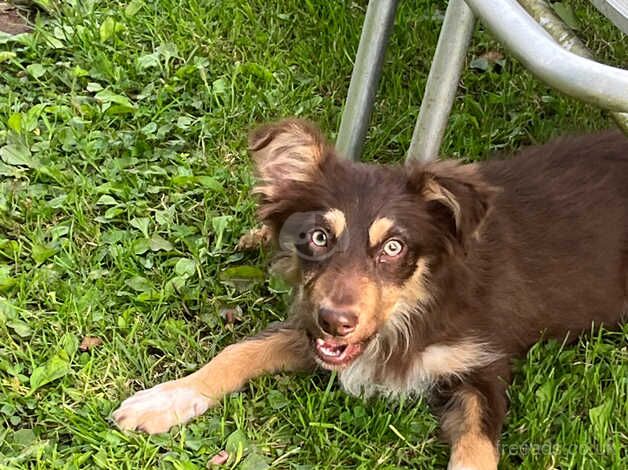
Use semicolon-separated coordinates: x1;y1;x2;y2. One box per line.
406;0;476;163
336;0;399;161
590;0;628;35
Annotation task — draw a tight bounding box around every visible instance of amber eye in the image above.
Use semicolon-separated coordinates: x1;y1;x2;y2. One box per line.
382;239;404;257
310;229;328;247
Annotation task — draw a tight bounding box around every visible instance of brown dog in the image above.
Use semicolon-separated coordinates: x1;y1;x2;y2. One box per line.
113;120;627;469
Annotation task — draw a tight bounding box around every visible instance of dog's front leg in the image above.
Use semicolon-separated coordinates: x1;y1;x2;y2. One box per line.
437;373;509;470
113;323;313;434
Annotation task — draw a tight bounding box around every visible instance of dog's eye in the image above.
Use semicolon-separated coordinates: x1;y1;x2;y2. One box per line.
382;239;404;257
310;229;328;247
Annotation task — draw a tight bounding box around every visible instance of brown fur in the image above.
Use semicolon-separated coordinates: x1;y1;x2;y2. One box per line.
114;119;627;469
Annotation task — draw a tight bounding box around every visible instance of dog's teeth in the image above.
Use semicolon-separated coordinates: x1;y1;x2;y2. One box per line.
316;339;349;359
318;342;340;357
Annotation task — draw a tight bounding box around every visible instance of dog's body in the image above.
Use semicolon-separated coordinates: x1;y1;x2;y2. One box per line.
114;121;627;469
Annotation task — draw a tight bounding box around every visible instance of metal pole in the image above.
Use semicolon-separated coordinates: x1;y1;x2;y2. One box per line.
336;0;399;161
519;0;628;135
590;0;628;34
406;0;476;162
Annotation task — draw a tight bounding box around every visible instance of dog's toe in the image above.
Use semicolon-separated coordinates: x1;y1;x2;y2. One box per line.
113;381;213;434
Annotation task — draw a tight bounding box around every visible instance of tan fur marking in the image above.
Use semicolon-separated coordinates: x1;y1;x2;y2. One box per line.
188;329;312;398
323;208;347;237
250;120;325;199
368;217;395;247
423;178;462;230
443;389;499;470
379;259;432;355
397;258;432;309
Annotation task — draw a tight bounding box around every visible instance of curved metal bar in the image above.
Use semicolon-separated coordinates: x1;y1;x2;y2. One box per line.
465;0;628;112
519;0;628;134
336;0;399;161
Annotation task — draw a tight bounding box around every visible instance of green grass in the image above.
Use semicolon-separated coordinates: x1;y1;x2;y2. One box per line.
0;0;626;468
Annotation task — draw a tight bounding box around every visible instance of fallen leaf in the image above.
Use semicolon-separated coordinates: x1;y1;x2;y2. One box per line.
237;225;272;251
480;50;504;62
470;50;505;72
208;450;229;466
220;305;243;324
79;336;103;352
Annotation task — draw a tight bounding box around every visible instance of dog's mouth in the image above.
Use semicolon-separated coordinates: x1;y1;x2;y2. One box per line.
313;338;365;369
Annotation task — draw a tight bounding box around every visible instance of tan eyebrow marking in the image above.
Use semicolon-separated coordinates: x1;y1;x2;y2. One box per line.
323;209;346;237
368;217;395;247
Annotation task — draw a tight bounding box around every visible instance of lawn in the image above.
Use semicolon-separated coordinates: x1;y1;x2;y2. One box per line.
0;0;626;468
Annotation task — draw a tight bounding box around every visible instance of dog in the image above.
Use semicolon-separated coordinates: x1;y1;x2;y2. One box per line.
113;119;627;469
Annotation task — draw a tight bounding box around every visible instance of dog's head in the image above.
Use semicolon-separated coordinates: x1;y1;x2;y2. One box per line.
249;119;494;370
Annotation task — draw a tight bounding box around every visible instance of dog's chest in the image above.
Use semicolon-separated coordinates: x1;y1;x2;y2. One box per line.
338;341;496;398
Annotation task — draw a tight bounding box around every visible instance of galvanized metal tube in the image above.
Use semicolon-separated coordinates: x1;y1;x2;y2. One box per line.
406;0;476;162
336;0;399;161
465;0;628;113
519;0;628;135
590;0;628;34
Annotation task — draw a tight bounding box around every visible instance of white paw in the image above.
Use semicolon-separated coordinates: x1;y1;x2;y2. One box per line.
113;380;213;434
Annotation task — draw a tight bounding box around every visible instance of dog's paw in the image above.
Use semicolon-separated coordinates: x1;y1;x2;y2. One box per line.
447;438;498;470
113;380;213;434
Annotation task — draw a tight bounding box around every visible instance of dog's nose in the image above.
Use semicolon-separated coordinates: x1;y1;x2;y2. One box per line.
318;308;358;337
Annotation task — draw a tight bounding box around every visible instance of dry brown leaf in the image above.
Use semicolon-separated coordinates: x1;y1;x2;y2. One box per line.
236;225;272;251
79;336;103;352
208;450;229;466
480;50;504;62
219;305;243;325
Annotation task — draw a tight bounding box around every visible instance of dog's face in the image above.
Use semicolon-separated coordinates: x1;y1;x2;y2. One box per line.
250;119;492;370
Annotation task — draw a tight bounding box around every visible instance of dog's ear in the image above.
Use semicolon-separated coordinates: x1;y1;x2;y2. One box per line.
408;162;496;248
249;119;329;203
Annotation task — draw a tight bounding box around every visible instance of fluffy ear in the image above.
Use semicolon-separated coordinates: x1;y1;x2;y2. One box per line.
249;119;329;202
408;161;496;248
